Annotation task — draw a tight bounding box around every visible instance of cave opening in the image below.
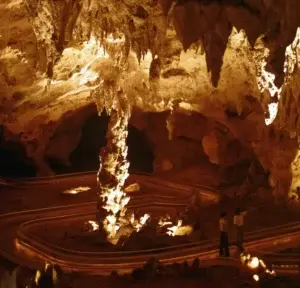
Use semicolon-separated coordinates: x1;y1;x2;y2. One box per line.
0;139;37;178
48;109;155;174
127;125;155;173
46;106;270;193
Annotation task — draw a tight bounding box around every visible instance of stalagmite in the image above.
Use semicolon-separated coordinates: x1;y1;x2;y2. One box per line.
94;80;150;242
96;109;131;241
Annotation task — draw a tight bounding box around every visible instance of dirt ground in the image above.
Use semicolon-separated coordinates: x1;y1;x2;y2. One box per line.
1;172;300;287
0;174;98;214
2;171;300;255
27;206;186;252
0;174;192;214
24;192;300;254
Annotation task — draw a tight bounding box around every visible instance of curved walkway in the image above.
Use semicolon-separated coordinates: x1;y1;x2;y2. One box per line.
0;172;299;276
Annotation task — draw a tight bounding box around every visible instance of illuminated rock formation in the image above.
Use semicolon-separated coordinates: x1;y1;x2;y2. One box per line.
1;0;300;201
96;109;131;240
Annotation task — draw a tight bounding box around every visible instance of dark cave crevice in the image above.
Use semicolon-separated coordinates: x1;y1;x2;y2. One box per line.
127;125;155;173
48;111;155;174
68;111;109;173
0;135;37;178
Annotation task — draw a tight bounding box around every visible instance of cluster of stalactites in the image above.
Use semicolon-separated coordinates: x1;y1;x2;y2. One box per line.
252;27;300;127
252;37;282;126
94;82;132;118
284;28;300;80
276;28;300;132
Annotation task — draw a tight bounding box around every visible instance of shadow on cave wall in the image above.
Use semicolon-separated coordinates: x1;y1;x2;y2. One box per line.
48;112;154;174
68;112;109;173
0;127;37;178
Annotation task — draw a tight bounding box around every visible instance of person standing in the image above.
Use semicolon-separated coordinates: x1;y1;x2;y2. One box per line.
234;208;247;251
219;212;229;257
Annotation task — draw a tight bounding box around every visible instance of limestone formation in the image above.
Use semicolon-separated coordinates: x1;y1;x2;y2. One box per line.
1;0;300;200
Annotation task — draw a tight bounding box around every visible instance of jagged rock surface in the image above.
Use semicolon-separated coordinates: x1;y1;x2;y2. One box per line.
1;0;300;199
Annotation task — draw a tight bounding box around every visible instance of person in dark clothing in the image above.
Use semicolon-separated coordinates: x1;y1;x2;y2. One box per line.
234;208;247;252
219;212;230;257
36;264;53;288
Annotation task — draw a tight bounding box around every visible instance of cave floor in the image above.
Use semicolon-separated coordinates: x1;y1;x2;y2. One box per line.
15;263;298;288
21;189;300;254
64;270;300;288
0;174;174;214
26;206;188;253
68;267;253;288
1;173;300;251
0;173;201;214
24;201;300;254
0;174;99;214
13;262;256;288
1;174;300;287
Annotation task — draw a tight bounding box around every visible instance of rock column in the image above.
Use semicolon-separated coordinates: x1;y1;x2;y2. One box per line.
96;109;131;240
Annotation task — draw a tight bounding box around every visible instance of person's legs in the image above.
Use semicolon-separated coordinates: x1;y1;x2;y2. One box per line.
237;226;241;247
237;226;244;251
239;226;244;251
224;232;230;257
219;232;224;256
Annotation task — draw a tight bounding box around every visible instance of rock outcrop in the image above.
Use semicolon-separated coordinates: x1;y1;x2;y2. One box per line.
1;0;300;199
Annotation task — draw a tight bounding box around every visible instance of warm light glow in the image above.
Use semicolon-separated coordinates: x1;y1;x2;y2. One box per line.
284;28;300;79
253;274;259;282
265;102;279;126
101;182;150;242
254;38;282;126
158;215;193;237
178;102;193;110
124;182;140;193
130;213;150;232
158;215;173;227
240;252;276;279
106;34;126;44
139;50;153;73
259;259;266;268
266;269;276;276
248;257;260;269
97;112;150;243
289;148;300;199
62;186;91;195
70;35;108;86
87;220;99;231
254;27;300;126
35;270;41;285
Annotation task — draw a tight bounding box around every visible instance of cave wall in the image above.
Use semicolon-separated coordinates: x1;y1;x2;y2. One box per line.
129;108;258;185
45;106;155;174
130;109;208;173
0;132;36;178
68;109;108;173
41;106;261;188
0;96;271;193
126;125;154;173
202;124;254;166
1;0;300;199
196;94;299;199
45;104;97;169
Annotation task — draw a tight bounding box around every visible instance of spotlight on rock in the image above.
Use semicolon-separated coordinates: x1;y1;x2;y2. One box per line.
62;186;91;195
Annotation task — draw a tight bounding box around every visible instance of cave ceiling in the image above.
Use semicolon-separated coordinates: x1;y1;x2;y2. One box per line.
1;0;300;194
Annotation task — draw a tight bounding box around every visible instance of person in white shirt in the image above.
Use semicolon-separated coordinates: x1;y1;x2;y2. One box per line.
219;212;229;257
234;208;247;251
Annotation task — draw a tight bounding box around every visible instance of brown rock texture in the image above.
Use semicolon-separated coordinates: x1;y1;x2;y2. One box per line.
1;0;300;200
